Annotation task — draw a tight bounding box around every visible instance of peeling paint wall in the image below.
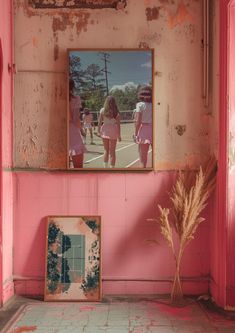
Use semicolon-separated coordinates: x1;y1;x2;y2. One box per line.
12;0;218;297
14;0;215;169
209;0;222;307
227;2;235;306
0;1;14;304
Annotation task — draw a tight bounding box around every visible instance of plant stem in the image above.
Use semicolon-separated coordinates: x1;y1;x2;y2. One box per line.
171;248;184;304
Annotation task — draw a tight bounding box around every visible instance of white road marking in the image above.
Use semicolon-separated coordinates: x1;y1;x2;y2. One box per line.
85;143;136;163
125;149;152;168
126;158;140;168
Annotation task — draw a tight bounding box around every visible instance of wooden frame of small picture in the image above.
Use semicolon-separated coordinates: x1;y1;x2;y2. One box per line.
44;215;101;301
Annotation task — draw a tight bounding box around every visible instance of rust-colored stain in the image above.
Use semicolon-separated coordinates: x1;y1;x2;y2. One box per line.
146;7;160;21
54;44;59;61
51;11;90;60
166;0;192;28
175;125;186;136
51;12;90;36
32;37;38;47
29;0;127;9
76;12;90;34
52;14;74;33
12;326;37;333
139;41;150;49
17;1;91;37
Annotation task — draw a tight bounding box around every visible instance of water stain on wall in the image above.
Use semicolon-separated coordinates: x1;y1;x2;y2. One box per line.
146;7;160;21
145;1;193;29
14;0;206;169
52;15;74;32
51;11;90;60
165;0;193;29
52;12;90;35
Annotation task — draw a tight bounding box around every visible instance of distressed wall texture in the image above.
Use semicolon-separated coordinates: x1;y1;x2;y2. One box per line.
12;0;219;297
0;1;14;305
227;3;235;306
14;0;216;169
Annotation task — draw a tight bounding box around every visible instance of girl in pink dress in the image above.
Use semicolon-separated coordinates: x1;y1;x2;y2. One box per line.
97;96;121;168
134;85;152;168
69;80;86;168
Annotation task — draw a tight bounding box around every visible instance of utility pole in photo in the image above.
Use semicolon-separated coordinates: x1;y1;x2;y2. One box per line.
100;52;111;95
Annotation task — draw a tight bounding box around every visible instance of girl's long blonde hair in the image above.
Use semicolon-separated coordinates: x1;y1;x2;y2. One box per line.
103;95;119;119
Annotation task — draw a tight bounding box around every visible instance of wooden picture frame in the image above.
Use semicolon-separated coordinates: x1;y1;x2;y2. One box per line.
29;0;127;9
44;216;101;301
67;48;154;171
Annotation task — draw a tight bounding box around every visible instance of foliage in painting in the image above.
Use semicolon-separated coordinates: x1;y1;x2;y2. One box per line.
70;54;140;112
81;240;100;293
85;219;100;234
45;216;101;301
47;222;72;294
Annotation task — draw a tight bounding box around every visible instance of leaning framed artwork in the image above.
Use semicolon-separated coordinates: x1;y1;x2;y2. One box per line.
67;48;154;170
44;216;101;301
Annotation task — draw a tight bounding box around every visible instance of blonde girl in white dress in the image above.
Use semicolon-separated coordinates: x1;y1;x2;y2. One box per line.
98;96;121;168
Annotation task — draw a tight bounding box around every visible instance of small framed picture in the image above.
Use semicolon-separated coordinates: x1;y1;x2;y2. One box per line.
67;48;154;170
44;216;101;301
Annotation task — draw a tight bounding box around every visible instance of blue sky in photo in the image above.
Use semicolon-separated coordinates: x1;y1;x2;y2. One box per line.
69;50;152;90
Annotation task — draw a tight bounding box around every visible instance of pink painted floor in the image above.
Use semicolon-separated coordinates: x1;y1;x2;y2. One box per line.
1;297;235;333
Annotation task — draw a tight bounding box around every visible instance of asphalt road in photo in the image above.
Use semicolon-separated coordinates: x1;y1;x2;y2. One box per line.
82;123;152;169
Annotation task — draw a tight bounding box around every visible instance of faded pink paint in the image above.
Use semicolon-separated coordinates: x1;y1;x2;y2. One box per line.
210;0;229;309
227;0;235;307
0;0;232;308
210;0;235;309
154;302;192;321
167;1;193;29
13;172;211;296
0;0;14;305
0;35;2;306
12;326;37;333
79;306;95;311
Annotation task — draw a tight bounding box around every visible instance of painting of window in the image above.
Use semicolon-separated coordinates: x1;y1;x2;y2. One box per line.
67;48;154;170
45;216;101;301
29;0;126;9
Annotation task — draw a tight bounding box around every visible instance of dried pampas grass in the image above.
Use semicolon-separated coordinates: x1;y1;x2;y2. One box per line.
152;156;217;304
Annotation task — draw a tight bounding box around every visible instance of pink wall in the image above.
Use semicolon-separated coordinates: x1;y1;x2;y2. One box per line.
14;171;212;296
210;0;235;309
227;1;235;307
209;0;229;309
12;0;214;298
0;1;14;305
0;31;2;305
2;0;235;307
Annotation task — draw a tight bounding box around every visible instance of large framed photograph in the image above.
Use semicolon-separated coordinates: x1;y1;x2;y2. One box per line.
44;216;101;301
67;48;154;170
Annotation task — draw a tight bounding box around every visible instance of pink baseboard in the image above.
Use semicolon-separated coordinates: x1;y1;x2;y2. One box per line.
14;278;209;298
14;280;44;298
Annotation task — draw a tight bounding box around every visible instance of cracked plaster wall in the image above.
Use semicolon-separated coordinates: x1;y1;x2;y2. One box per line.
13;0;218;169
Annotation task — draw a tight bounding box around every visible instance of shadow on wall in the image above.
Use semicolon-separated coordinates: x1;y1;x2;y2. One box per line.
101;172;178;289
